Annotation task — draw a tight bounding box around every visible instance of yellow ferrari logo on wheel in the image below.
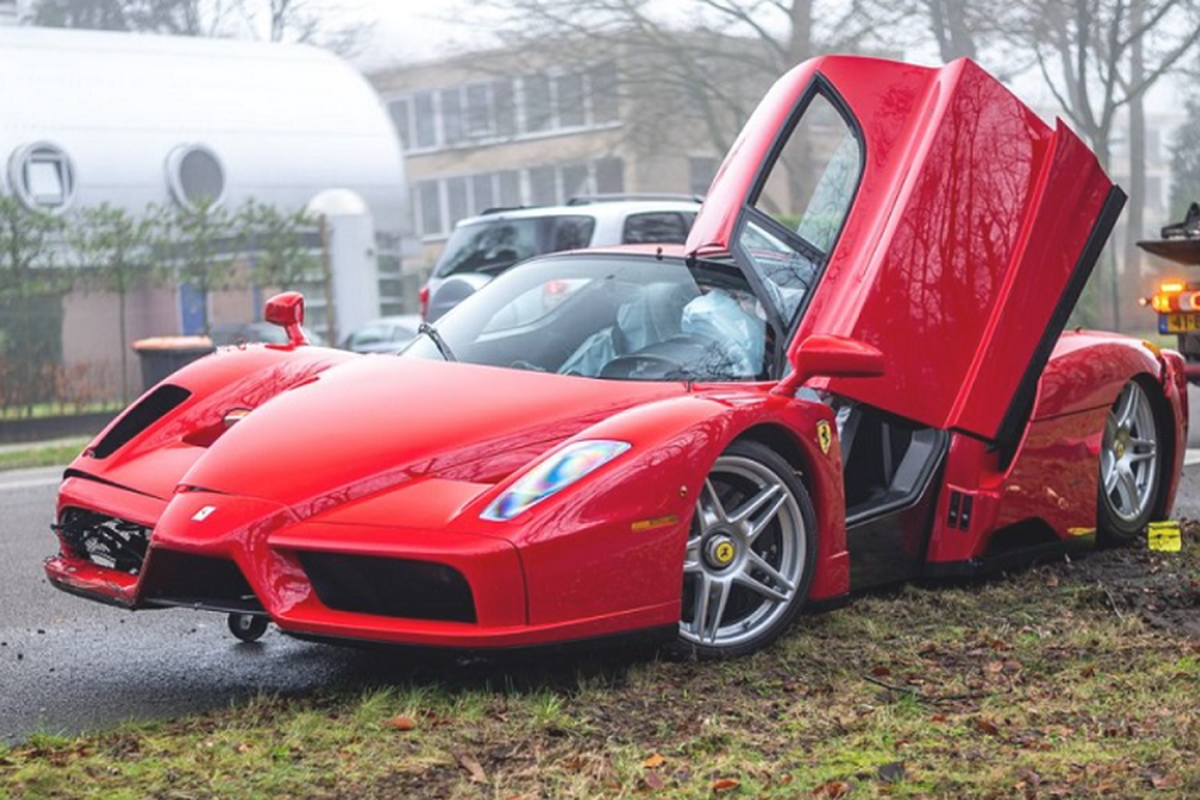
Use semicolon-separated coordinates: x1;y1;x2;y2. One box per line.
714;541;736;565
816;420;833;455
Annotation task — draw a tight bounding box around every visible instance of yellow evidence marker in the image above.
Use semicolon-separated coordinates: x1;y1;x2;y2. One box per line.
1148;520;1182;552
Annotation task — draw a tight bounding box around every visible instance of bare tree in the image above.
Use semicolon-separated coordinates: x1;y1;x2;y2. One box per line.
26;0;373;55
479;0;872;159
1169;92;1200;217
1007;0;1200;328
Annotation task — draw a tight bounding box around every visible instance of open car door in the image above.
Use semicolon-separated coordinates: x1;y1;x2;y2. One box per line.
687;56;1125;447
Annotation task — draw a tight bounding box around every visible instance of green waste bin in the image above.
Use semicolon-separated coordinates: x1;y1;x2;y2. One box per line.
132;336;216;392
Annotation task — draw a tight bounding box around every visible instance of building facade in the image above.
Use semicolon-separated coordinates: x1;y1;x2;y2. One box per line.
369;47;734;273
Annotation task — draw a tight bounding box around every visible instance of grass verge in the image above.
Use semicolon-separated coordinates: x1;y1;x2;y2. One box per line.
2;524;1199;799
0;439;88;472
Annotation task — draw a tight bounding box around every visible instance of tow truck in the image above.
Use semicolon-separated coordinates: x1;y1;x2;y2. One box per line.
1139;202;1200;383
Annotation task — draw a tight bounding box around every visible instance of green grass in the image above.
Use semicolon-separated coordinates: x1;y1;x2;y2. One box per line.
4;529;1200;798
0;401;120;421
0;439;88;471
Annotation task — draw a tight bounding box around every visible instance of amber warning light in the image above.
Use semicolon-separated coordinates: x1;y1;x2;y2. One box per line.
1148;280;1197;313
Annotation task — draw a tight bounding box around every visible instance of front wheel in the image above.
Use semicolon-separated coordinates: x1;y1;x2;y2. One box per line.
674;440;817;659
1097;380;1165;545
227;613;269;643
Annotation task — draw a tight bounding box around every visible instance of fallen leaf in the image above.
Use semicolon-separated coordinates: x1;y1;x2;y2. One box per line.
384;715;417;731
643;753;666;769
1149;772;1183;789
974;717;1000;736
871;665;891;677
877;761;906;783
643;770;666;791
812;780;851;797
457;752;488;783
930;713;949;723
1045;573;1059;587
712;776;740;793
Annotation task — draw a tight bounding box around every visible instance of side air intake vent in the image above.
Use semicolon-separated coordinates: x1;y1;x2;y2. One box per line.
92;385;191;458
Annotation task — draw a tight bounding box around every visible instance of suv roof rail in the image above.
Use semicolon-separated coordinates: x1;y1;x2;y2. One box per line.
478;205;528;216
565;193;704;206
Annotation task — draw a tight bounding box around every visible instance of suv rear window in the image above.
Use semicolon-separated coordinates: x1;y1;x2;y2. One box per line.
621;212;694;245
434;215;597;278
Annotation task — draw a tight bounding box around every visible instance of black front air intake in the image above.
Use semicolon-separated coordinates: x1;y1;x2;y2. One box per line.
55;508;151;574
297;552;476;623
139;550;263;614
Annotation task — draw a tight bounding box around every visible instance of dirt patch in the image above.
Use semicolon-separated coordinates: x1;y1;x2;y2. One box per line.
1052;520;1200;638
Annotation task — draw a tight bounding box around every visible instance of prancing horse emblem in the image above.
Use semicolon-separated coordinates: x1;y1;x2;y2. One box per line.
192;505;216;522
816;420;833;455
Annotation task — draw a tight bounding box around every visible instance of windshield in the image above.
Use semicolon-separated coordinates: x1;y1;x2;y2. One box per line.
406;254;768;382
433;215;596;278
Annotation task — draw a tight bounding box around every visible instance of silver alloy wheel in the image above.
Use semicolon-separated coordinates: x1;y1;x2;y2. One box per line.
1100;381;1159;524
680;453;807;649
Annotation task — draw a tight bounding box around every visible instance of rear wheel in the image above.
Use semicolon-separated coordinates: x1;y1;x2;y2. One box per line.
1097;380;1164;544
674;440;817;659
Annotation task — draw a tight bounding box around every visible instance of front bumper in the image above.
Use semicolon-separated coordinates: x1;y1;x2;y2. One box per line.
46;476;678;649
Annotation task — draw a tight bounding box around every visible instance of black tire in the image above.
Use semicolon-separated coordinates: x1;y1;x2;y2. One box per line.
1097;379;1166;545
670;439;817;660
227;613;269;643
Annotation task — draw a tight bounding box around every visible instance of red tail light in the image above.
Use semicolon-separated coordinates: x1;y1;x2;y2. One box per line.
419;285;430;321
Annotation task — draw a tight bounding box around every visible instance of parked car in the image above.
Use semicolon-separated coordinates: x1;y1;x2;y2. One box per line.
1138;202;1200;383
209;321;325;347
341;315;422;354
46;56;1187;660
421;196;701;321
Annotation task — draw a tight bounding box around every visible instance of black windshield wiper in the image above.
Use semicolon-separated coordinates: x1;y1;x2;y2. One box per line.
419;322;458;362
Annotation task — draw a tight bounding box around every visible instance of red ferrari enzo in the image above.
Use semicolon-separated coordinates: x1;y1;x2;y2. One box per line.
46;56;1188;659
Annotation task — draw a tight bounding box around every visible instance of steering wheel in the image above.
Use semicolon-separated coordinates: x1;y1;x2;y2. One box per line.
598;353;687;380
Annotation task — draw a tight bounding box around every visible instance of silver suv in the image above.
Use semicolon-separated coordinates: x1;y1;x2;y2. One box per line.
420;195;701;321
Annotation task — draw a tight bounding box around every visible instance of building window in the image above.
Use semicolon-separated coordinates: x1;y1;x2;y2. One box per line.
414;91;436;149
494;79;516;138
689;156;719;198
523;74;552;133
387;98;411;150
441;87;463;146
417;180;443;237
561;164;589;200
498;170;521;207
590;62;619;123
165;144;225;210
464;83;491;138
471;174;495;214
595;157;624;195
557;73;585;128
7;141;76;213
529;165;557;205
446;176;469;227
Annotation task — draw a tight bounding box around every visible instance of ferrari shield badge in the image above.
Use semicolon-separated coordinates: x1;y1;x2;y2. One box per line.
816;420;833;455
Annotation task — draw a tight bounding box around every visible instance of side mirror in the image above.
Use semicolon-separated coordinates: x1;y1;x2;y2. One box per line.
264;292;309;347
772;334;884;396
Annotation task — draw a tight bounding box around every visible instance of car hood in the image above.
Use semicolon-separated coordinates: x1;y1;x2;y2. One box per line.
181;356;685;513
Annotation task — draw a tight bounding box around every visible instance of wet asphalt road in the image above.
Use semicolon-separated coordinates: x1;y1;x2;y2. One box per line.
0;466;438;745
3;386;1200;745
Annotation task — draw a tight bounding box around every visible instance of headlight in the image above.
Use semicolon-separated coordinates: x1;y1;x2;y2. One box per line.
481;439;631;521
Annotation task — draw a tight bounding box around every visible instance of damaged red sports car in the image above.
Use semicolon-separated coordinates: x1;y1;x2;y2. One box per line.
45;55;1188;659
